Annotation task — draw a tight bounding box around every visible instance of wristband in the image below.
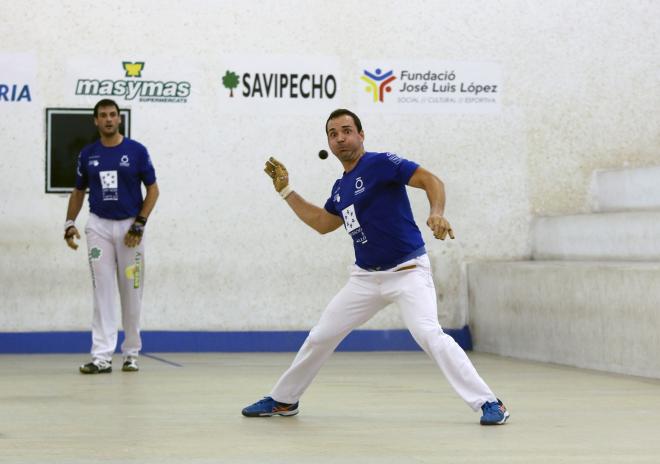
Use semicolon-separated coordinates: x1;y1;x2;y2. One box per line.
64;220;75;232
135;215;147;226
279;185;293;199
128;222;145;237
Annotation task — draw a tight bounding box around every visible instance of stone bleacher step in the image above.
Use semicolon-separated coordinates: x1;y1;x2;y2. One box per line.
467;260;660;378
591;165;660;212
532;211;660;261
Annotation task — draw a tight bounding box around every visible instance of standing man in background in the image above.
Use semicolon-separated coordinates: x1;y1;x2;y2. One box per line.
242;108;508;425
63;98;159;374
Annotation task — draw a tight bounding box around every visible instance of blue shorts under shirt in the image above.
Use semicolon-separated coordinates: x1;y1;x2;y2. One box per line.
324;151;426;271
75;138;156;220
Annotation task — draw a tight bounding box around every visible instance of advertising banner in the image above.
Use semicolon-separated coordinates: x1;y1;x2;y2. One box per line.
218;54;341;115
357;60;501;114
66;58;196;106
0;53;37;105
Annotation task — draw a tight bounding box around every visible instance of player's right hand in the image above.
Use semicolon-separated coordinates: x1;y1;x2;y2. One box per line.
64;226;80;250
264;157;289;192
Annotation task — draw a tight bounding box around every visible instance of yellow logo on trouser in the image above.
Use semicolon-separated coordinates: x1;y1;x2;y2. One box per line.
124;253;142;289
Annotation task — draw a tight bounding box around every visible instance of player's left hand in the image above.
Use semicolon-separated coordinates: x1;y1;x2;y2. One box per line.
124;217;146;248
427;214;455;240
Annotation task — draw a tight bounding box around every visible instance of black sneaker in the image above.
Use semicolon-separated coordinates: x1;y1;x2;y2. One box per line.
122;357;139;372
79;360;112;374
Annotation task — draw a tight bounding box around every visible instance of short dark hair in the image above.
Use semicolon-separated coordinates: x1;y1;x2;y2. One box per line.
93;99;120;117
325;108;363;134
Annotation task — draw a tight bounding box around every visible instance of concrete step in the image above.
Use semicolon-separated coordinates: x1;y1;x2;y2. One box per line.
591;165;660;212
467;260;660;378
532;211;660;260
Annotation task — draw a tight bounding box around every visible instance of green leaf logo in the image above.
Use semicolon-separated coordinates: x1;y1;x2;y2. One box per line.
222;70;240;97
89;247;102;260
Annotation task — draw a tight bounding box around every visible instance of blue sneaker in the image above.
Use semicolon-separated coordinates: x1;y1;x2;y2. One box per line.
480;398;509;425
241;396;299;417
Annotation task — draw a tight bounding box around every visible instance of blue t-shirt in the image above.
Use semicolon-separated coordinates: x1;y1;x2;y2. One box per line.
324;151;425;270
75;138;156;220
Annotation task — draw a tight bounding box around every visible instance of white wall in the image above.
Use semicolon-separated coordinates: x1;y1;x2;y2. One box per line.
1;0;658;332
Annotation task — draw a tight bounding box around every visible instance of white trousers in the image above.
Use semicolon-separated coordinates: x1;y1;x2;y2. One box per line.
270;254;497;411
85;213;145;362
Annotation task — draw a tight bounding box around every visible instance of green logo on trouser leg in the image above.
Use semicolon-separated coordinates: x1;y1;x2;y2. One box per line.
124;252;142;289
89;247;102;260
87;247;102;289
133;252;141;289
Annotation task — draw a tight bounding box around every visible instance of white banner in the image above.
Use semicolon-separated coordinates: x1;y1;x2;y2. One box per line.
217;54;342;115
0;53;37;105
356;60;502;114
65;57;198;106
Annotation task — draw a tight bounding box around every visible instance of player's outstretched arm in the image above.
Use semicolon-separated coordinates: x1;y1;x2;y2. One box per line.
284;192;343;234
264;157;343;234
408;166;455;240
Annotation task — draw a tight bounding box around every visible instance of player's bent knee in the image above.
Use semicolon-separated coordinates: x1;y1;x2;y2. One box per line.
410;326;452;352
307;325;345;347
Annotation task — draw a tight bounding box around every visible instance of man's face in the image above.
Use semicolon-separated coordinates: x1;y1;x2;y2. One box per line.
94;105;121;137
326;115;364;163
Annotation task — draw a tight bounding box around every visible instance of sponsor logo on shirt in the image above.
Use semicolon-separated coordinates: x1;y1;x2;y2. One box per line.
354;177;365;195
100;170;118;201
333;185;341;203
386;152;402;165
119;155;130;167
341;204;368;245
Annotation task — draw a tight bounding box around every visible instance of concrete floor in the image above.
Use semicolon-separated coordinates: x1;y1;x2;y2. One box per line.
1;352;660;463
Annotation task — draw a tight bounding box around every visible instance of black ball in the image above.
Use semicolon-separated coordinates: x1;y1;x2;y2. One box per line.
318;150;328;160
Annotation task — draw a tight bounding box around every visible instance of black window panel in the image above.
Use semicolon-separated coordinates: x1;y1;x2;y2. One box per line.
45;108;131;193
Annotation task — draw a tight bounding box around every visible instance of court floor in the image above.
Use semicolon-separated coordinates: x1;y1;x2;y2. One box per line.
1;351;659;463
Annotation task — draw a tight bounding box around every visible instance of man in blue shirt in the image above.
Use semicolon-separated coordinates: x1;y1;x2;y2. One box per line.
242;109;509;425
63;99;159;374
